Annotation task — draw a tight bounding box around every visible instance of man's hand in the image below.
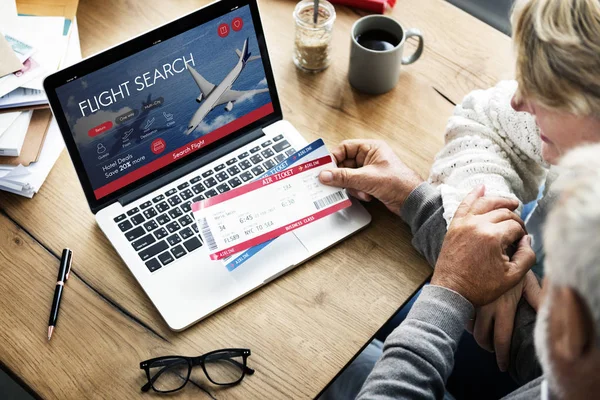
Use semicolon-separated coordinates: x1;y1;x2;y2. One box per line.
318;140;424;215
431;185;536;307
467;270;541;372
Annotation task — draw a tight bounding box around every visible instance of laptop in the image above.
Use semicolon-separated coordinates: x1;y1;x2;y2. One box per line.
43;0;371;331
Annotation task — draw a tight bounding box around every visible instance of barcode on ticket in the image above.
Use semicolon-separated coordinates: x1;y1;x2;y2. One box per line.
199;217;218;251
313;191;347;210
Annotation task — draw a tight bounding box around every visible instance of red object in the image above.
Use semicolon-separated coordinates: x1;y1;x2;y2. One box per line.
329;0;394;14
93;103;275;199
209;200;351;260
88;121;113;137
232;17;244;31
217;23;229;37
151;138;166;154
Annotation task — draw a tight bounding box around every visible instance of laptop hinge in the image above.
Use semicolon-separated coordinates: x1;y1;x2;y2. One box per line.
118;127;266;207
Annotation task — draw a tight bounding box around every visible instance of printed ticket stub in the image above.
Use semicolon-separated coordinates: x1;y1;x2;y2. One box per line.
192;154;351;260
221;139;330;271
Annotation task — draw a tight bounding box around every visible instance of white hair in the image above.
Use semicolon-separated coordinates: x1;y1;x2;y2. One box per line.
544;143;600;346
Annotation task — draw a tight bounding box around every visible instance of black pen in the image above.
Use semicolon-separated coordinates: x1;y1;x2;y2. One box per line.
48;248;73;341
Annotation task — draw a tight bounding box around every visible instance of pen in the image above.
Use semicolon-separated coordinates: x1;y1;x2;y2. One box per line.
48;248;73;341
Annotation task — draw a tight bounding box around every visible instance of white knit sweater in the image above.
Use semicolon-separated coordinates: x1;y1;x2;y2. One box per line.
428;81;548;226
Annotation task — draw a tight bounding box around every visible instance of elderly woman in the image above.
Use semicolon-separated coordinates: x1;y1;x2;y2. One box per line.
319;0;600;398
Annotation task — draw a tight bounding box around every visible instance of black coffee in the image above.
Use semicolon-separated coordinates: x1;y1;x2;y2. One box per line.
356;29;400;51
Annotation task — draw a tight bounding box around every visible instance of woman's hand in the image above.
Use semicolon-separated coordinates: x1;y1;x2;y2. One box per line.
318;139;424;216
467;271;541;372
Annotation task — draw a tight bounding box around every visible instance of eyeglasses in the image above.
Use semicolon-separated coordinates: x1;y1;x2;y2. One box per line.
140;348;254;393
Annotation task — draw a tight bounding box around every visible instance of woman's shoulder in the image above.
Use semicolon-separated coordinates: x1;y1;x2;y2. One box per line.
451;80;545;166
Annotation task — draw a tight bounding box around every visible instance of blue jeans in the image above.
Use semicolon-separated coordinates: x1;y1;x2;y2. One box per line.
319;339;385;400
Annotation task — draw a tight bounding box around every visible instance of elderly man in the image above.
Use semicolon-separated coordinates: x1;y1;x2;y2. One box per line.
356;143;600;399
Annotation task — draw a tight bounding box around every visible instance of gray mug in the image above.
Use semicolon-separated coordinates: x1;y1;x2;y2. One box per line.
349;15;424;94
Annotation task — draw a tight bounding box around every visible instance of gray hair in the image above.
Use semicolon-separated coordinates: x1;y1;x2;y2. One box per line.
544;143;600;346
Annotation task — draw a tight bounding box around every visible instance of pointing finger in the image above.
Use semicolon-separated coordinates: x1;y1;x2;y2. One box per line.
454;185;486;219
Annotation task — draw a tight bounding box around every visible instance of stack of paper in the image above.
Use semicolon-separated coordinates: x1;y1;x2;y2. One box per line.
0;110;32;156
0;0;81;197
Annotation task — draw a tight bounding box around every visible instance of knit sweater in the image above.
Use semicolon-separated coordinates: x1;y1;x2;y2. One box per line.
428;80;548;225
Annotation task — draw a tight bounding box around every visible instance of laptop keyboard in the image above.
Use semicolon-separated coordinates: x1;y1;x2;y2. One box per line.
112;135;296;273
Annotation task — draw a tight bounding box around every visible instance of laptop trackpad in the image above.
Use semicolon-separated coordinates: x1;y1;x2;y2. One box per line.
228;232;308;285
293;199;371;254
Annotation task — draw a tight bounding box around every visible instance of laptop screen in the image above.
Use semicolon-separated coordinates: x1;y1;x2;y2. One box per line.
54;4;273;200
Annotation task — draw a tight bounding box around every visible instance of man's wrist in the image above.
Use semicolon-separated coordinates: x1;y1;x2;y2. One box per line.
389;174;423;215
399;182;439;224
403;285;475;340
430;265;484;306
400;175;425;206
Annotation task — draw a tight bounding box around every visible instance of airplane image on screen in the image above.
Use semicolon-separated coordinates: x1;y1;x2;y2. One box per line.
184;38;268;135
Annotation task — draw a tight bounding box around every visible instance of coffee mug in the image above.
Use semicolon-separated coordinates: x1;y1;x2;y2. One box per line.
348;15;424;94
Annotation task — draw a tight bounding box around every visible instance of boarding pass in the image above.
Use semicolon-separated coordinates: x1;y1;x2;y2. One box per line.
192;155;351;260
221;139;331;271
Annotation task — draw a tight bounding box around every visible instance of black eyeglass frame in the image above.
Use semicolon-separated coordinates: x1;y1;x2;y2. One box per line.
140;348;254;393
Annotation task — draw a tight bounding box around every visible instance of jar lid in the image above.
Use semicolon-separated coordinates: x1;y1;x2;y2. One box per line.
293;0;336;30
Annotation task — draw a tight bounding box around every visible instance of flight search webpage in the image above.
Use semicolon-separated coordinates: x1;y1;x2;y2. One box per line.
56;5;273;200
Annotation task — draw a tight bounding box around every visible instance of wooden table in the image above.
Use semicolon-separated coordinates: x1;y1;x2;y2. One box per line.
0;0;512;398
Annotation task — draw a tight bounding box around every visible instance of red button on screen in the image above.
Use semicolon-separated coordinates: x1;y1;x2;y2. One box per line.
88;121;113;137
232;17;243;31
218;23;229;38
151;138;166;154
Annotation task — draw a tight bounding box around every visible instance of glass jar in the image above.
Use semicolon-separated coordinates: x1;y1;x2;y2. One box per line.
293;0;336;72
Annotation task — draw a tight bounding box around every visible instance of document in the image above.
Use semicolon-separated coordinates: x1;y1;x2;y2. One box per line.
0;87;47;110
0;110;33;156
0;16;80;198
221;138;330;271
0;111;21;138
193;154;351;260
0;0;17;28
0;34;22;77
0;57;45;99
5;34;35;63
0;108;52;166
0;118;65;197
3;16;66;91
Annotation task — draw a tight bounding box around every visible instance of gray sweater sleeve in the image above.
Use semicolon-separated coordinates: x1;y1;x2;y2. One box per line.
400;182;447;267
399;182;541;384
356;285;474;400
